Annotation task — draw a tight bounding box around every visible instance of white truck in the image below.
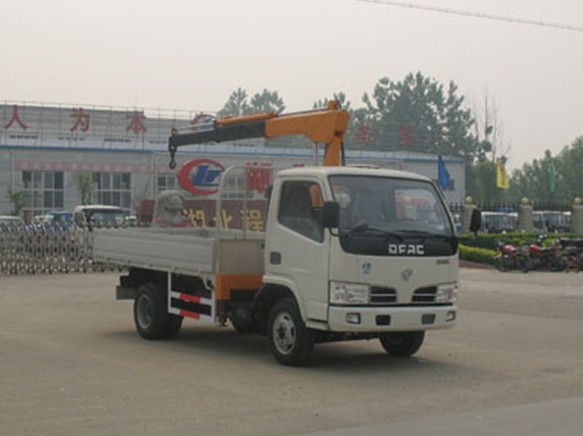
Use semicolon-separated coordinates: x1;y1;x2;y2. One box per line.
93;102;461;366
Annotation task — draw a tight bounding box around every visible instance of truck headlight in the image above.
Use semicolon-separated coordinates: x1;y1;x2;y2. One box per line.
330;281;370;305
436;283;458;303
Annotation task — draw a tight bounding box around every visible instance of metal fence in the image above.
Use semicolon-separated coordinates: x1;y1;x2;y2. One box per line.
0;223;123;276
448;202;574;215
448;202;576;234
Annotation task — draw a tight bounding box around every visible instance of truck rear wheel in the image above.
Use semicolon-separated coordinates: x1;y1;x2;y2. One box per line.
163;315;184;339
379;331;425;357
268;298;314;366
134;283;183;340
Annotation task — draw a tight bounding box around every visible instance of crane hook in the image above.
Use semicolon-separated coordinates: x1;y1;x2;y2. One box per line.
169;143;177;169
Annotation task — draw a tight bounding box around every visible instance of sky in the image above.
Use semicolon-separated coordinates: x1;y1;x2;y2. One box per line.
1;0;582;170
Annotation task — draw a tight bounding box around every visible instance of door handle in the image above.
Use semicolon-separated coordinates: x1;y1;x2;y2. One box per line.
270;252;282;265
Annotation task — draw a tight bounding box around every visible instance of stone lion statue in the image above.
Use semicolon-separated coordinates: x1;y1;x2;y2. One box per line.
152;190;187;227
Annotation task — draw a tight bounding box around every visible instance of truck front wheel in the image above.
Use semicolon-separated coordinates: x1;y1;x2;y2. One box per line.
379;331;425;357
134;283;183;340
268;298;314;366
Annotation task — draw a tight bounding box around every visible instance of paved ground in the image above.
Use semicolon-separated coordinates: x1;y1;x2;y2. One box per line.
0;269;582;435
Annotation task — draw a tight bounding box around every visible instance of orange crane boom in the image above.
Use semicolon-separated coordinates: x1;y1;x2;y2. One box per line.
168;100;350;168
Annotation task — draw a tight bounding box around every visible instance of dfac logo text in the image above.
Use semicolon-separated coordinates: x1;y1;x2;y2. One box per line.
178;158;225;195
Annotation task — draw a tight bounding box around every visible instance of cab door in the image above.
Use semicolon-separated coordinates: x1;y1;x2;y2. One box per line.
264;180;330;323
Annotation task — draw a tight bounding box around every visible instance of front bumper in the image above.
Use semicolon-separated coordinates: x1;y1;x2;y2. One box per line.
326;305;457;332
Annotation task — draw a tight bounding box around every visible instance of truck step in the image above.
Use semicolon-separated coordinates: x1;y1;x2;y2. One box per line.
170;291;212;306
169;291;213;322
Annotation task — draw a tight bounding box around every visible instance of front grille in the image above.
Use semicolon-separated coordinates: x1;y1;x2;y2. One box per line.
412;286;437;303
370;286;397;304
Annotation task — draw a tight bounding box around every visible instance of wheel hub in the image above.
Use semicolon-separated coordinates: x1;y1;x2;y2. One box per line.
137;294;153;329
272;312;296;355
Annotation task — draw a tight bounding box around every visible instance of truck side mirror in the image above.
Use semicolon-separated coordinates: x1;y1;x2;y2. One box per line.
469;208;482;234
323;201;340;229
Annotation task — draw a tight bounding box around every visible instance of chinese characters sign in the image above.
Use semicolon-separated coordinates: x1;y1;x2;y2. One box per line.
4;105;27;130
1;102;215;149
139;199;269;231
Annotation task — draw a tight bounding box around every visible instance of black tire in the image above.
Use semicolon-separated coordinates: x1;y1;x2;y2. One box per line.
163;315;183;339
379;331;425;357
519;256;532;273
494;255;512;272
134;283;183;340
267;298;314;366
547;257;567;272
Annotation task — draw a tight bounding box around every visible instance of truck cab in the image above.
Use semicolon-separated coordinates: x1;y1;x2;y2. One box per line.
266;166;457;325
258;166;458;363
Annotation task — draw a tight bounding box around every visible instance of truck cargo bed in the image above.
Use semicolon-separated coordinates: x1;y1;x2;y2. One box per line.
93;227;265;277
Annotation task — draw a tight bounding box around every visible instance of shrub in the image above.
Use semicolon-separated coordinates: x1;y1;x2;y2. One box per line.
458;232;575;250
459;244;497;265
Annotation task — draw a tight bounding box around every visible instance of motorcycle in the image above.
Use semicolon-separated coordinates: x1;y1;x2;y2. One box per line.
526;235;567;272
494;240;530;272
558;237;583;272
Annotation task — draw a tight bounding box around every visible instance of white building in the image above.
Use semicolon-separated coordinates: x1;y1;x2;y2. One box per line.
0;102;465;221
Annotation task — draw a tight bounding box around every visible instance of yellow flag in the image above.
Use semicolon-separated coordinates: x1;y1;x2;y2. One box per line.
496;158;510;189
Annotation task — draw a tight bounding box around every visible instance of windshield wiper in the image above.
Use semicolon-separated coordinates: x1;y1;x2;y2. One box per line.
342;222;404;241
395;230;457;242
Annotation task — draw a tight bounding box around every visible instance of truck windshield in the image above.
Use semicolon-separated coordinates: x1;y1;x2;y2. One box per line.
78;208;125;226
90;211;125;225
329;175;454;237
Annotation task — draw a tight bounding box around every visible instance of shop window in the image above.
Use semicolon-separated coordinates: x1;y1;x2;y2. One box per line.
157;174;177;193
93;172;132;211
21;170;65;218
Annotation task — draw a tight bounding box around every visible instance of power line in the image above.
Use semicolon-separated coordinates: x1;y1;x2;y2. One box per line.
357;0;583;33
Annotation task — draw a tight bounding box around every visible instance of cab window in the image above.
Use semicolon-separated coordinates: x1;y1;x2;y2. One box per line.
277;181;324;242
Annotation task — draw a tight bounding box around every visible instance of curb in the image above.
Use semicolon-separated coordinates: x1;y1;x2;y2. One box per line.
459;260;495;270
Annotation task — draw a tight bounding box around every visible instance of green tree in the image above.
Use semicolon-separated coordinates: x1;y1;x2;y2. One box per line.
74;171;96;205
312;92;352;111
361;72;477;158
556;137;583;203
471;160;499;204
5;188;27;216
218;88;286;117
217;88;251;117
249;89;285;114
508;156;551;205
509;138;583;206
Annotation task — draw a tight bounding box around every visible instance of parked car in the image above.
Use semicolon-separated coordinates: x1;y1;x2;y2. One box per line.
125;215;138;227
38;211;72;226
0;215;24;227
481;211;517;233
534;211;570;233
72;205;126;228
